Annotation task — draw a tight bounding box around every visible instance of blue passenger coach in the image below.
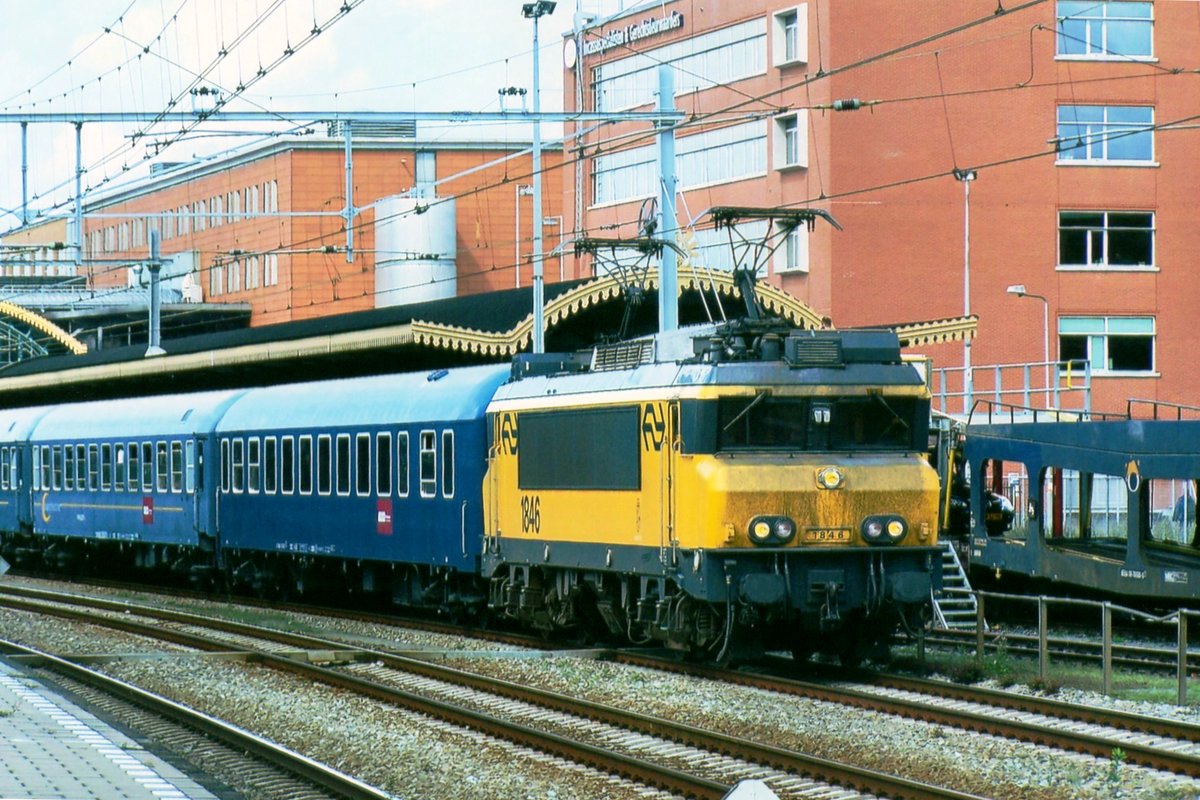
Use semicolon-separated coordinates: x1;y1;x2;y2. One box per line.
25;390;247;573
0;406;53;536
212;365;509;600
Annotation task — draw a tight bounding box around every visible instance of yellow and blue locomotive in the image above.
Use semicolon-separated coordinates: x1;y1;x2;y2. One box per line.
483;322;941;663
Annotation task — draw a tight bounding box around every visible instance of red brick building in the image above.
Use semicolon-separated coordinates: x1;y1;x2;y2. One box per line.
80;138;563;327
564;1;1190;412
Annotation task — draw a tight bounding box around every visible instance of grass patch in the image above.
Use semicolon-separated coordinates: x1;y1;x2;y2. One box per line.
892;642;1200;706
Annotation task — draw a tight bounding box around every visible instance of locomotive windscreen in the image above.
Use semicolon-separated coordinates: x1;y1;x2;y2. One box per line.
710;394;923;452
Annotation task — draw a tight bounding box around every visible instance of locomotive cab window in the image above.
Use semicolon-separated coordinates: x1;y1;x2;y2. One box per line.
441;430;455;498
419;430;436;498
714;394;922;452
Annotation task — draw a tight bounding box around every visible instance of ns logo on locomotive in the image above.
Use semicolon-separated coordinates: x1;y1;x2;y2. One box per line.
0;319;941;665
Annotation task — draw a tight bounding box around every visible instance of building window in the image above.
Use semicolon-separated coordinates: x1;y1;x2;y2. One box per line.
593;120;767;205
264;253;278;286
593;19;766;112
1060;316;1154;373
773;7;806;66
778;224;809;273
1057;1;1152;58
1059;211;1154;268
210;262;225;297
1057;105;1153;163
773;113;806;169
228;258;242;293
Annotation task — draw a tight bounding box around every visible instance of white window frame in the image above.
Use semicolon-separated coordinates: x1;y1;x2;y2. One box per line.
1059;315;1156;375
419;430;437;498
1055;1;1154;60
1056;105;1155;165
772;5;807;67
774;224;810;274
773;111;807;170
1057;210;1155;271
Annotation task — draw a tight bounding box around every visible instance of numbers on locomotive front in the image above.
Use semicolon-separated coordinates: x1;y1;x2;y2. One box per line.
520;494;541;534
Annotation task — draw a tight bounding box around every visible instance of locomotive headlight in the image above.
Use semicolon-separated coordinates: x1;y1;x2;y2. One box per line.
862;516;907;545
815;466;845;490
749;516;795;545
750;518;774;545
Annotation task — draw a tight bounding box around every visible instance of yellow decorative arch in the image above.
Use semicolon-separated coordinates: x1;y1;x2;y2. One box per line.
410;268;825;356
0;300;87;355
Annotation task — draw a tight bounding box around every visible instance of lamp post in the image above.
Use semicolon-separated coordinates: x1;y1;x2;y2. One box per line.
1006;284;1050;407
954;168;977;413
522;1;556;354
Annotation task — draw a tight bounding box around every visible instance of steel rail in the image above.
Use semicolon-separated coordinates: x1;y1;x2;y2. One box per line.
0;637;391;800
0;586;979;800
610;651;1200;778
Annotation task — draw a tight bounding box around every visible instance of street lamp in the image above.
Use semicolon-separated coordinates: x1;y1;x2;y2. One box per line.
522;0;556;354
953;168;977;413
1006;283;1051;407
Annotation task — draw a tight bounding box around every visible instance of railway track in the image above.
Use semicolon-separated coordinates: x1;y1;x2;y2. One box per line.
0;584;978;800
609;651;1200;778
0;637;389;800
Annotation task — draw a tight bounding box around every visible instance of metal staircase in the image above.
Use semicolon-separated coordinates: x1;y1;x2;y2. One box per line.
932;540;982;630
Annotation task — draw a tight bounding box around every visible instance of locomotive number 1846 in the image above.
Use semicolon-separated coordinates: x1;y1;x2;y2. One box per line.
521;495;541;534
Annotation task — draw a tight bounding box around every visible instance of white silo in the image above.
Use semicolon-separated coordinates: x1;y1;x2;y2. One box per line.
374;195;457;307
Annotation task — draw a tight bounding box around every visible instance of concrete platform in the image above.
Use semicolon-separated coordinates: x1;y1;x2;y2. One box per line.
0;659;222;800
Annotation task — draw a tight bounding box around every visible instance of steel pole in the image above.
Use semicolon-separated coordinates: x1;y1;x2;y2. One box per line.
531;12;545;354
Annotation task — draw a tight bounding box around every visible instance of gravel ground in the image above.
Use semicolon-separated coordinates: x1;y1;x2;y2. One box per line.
4;578;1200;799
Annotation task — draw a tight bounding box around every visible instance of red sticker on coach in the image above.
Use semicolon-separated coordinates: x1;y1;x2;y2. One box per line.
376;499;393;535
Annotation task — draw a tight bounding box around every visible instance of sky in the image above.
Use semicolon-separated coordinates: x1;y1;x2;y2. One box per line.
0;0;628;228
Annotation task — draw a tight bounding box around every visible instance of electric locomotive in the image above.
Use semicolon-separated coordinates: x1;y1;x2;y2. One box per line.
483;321;941;663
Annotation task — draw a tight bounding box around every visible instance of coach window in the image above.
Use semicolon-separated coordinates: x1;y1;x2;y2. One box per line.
281;436;295;495
76;444;87;490
63;445;75;490
336;433;351;496
299;435;313;495
88;444;99;491
232;438;245;494
142;442;154;492
220;439;231;493
318;434;333;496
356;434;371;497
101;444;112;490
419;430;436;498
51;446;63;490
247;438;261;495
115;446;126;490
441;431;455;498
376;432;392;496
156;442;169;493
397;432;410;497
263;437;277;494
185;440;196;494
33;446;43;490
171;441;184;493
127;444;139;492
8;448;17;490
0;447;8;490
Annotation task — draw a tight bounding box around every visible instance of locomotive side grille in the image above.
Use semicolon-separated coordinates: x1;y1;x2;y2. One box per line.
785;336;843;367
591;340;654;372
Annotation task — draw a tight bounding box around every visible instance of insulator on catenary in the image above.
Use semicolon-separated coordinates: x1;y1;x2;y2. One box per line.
832;98;863;111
